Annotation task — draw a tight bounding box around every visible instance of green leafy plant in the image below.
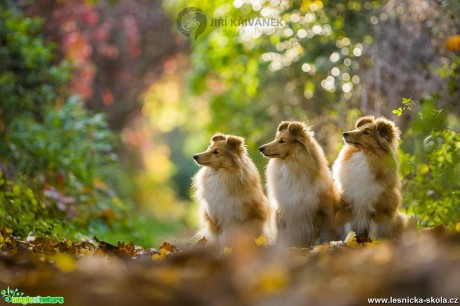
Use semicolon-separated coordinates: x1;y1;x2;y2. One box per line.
398;98;460;229
392;98;417;117
0;171;71;238
0;4;70;128
0;4;128;241
1;94;130;239
8;97;117;187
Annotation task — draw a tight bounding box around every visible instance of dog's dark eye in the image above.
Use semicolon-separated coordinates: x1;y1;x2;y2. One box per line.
363;131;370;135
279;139;286;143
212;150;219;155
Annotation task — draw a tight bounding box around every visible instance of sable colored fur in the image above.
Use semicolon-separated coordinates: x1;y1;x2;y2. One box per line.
193;134;270;247
333;116;408;239
260;121;339;247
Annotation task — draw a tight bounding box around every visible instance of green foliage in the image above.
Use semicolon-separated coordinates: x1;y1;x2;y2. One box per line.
92;214;183;248
0;172;73;238
437;55;460;97
164;0;384;169
0;95;126;240
0;4;133;241
399;99;460;229
0;5;74;238
0;5;70;125
7;97;117;186
392;98;416;117
0;177;181;246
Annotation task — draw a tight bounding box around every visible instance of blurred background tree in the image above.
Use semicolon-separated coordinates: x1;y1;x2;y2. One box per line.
0;0;189;245
0;0;458;245
0;3;123;239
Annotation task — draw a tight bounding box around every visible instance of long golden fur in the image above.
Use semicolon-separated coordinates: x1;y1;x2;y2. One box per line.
260;121;339;247
333;116;408;239
192;133;270;247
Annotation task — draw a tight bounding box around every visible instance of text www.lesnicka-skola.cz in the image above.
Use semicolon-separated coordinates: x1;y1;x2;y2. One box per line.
368;297;459;304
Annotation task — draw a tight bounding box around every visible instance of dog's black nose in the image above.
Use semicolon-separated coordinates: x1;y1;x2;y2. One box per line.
193;154;199;160
259;146;265;152
343;132;349;138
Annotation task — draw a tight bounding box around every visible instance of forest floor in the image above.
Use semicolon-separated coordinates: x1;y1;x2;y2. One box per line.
1;227;459;306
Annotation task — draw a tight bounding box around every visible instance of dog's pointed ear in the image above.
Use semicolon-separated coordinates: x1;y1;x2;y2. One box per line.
211;133;226;143
277;121;289;132
376;117;400;144
355;116;375;128
288;122;305;136
227;135;244;150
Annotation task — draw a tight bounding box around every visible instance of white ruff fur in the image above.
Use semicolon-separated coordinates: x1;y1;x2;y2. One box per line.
333;149;384;235
267;159;327;246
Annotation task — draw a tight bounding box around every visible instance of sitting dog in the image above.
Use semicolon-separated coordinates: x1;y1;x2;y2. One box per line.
193;133;270;247
333;116;408;239
260;121;339;247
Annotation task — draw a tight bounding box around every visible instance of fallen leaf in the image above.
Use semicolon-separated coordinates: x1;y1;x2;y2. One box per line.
53;253;76;273
345;231;359;247
223;247;233;256
256;266;289;295
152;248;168;261
160;242;179;253
255;235;268;247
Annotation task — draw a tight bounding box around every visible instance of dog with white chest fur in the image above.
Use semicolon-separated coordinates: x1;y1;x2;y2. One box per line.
260;121;339;247
193;133;270;247
333;116;408;239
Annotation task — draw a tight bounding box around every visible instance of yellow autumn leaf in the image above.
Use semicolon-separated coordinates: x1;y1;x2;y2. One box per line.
312;244;329;253
155;267;181;287
364;238;380;246
152;248;168;262
344;231;359;247
93;178;108;190
53;253;76;273
254;235;268;247
446;35;460;51
456;223;460;232
257;267;289;294
79;248;96;256
223;247;233;255
419;164;429;175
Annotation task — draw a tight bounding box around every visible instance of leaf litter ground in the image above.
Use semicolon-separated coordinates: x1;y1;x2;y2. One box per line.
0;227;459;306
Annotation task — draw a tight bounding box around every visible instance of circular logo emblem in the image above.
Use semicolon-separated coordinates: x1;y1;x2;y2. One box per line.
176;7;207;40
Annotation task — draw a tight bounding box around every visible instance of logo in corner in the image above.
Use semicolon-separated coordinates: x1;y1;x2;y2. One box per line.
1;287;64;304
176;7;207;40
1;287;23;303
